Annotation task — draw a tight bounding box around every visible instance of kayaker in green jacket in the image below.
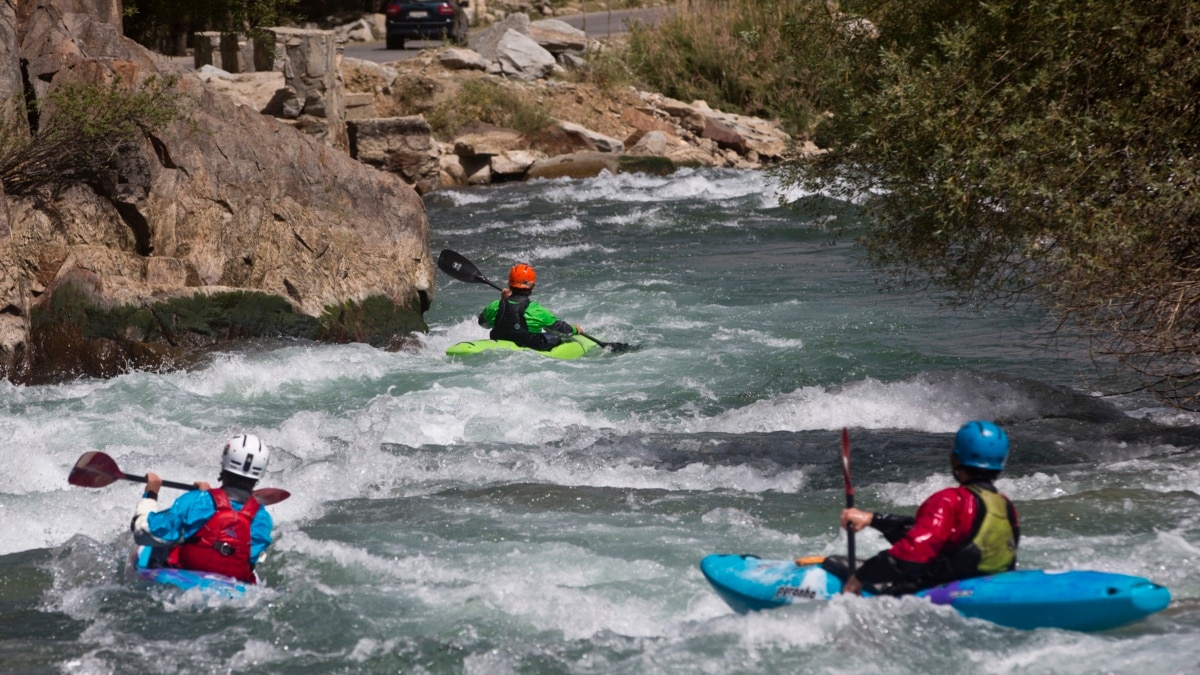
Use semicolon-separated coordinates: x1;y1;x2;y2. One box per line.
478;263;582;351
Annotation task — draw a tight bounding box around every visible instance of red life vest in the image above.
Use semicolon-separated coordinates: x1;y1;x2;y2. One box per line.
172;489;260;583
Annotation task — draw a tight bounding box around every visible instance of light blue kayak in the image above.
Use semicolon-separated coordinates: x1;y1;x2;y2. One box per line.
126;546;253;599
700;554;1171;632
446;335;600;360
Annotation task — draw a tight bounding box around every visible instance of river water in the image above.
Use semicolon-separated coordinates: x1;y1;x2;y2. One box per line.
1;168;1198;673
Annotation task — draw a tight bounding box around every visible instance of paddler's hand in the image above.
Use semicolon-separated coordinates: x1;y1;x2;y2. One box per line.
573;324;583;335
840;507;874;532
145;472;163;495
194;481;211;491
843;574;864;596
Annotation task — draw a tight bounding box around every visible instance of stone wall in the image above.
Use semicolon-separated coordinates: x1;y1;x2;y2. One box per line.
195;27;348;152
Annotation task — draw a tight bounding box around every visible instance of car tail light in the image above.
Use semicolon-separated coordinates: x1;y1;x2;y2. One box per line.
437;3;454;15
386;3;401;14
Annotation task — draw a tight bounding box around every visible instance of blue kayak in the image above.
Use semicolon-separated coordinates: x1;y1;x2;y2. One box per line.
446;335;600;360
700;554;1171;632
126;546;253;599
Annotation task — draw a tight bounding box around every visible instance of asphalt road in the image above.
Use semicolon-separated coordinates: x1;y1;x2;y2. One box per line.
343;5;670;63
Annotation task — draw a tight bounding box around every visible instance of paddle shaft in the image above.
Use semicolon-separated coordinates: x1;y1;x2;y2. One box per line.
842;428;856;577
69;451;290;505
134;474;289;505
126;472;195;492
115;471;288;505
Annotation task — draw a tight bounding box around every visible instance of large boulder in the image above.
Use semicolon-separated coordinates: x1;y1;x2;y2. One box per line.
469;13;531;62
0;0;434;383
495;30;557;81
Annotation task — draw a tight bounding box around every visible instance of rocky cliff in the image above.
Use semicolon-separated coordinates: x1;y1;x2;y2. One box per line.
0;0;434;383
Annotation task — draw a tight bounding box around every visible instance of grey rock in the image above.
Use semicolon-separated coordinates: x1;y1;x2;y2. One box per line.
556;120;624;153
438;47;489;71
495;30;556;81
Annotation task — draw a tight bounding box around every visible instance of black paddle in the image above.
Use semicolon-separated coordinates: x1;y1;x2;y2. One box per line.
68;451;291;505
436;249;640;353
841;427;856;578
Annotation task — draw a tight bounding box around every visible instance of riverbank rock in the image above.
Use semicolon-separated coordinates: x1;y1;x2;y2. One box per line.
0;0;433;383
348;29;807;189
189;8;808;191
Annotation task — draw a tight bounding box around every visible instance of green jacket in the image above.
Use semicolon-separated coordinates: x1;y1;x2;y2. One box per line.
478;298;576;335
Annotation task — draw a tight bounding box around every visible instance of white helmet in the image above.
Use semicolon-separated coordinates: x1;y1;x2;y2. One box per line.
221;433;269;480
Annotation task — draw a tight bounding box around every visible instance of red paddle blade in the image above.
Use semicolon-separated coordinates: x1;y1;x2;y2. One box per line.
840;427;853;496
68;451;123;488
251;487;291;505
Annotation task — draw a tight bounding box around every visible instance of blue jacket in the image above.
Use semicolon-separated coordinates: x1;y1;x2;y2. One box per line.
141;490;274;564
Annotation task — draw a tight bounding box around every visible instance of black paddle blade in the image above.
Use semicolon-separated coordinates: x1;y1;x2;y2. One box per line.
437;249;502;290
68;451;123;488
603;342;641;354
579;331;641;354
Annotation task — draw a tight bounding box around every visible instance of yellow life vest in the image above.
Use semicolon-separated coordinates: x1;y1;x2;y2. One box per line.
965;484;1017;575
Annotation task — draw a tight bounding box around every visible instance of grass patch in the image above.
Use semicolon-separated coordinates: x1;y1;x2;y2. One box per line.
564;43;635;93
623;0;835;137
426;78;554;138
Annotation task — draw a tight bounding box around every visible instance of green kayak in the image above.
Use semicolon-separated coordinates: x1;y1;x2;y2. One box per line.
446;335;600;360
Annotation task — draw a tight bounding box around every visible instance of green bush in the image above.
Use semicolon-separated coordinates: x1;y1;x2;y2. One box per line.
0;75;186;196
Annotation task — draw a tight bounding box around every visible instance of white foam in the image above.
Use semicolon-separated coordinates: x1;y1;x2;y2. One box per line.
686;376;1038;435
513;216;584;235
712;327;805;349
534;167;773;205
509;243;609;261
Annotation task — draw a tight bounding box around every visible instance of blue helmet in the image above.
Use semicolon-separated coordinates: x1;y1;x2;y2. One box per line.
952;421;1009;470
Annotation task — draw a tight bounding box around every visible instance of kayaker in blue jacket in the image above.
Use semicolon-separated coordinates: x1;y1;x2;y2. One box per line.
839;420;1020;596
478;263;582;351
131;434;275;583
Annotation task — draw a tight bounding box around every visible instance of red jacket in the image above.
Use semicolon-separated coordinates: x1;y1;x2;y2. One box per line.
857;482;1019;593
889;486;986;563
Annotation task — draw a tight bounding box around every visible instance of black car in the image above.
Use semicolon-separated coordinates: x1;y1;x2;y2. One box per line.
384;0;469;50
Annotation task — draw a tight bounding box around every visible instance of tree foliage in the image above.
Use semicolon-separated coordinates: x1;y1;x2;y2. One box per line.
123;0;298;55
775;0;1200;407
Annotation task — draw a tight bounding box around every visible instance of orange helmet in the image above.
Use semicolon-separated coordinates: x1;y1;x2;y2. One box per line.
508;263;536;290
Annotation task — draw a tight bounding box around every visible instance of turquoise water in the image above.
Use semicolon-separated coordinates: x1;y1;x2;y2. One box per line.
1;168;1198;673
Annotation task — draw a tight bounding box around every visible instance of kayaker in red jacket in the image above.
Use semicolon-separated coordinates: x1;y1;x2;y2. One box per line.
840;420;1020;596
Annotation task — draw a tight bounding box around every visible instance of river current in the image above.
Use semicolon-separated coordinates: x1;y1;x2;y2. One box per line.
1;168;1198;673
